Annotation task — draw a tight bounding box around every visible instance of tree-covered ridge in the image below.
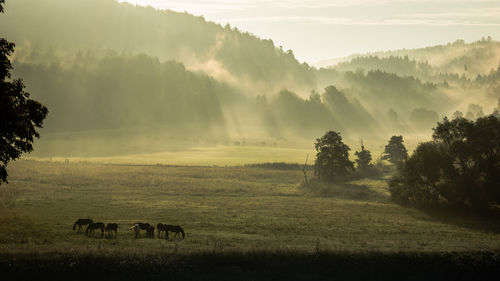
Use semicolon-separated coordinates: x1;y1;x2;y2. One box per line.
0;0;315;93
11;47;476;156
321;38;500;80
13;53;235;136
2;0;499;157
13;50;383;143
333;56;435;81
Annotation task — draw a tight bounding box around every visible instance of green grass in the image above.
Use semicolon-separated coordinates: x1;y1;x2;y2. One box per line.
2;160;500;279
2;159;500;255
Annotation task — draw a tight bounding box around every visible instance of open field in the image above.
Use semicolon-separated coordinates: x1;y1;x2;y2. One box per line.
1;160;500;279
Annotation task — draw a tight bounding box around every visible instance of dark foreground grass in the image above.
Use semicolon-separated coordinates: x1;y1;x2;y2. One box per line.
1;250;499;281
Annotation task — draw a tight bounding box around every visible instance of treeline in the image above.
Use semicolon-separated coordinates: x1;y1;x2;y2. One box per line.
326;38;500;80
13;49;384;140
12;48;462;146
333;56;435;80
316;68;451;132
256;86;380;138
2;0;499;155
0;0;315;92
13;53;235;136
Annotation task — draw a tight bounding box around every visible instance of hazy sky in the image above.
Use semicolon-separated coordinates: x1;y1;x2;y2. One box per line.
119;0;500;64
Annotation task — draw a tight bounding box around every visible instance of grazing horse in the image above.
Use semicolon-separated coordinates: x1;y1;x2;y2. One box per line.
86;222;105;237
165;225;185;240
105;223;118;237
146;225;155;238
157;223;167;238
132;222;150;230
130;222;152;238
73;218;93;232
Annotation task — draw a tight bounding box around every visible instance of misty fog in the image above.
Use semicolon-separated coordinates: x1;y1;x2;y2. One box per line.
1;0;499;160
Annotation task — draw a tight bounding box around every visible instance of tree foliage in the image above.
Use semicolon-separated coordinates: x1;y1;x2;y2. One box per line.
389;116;500;210
0;0;315;91
314;131;354;182
0;2;48;184
382;135;408;165
354;143;372;170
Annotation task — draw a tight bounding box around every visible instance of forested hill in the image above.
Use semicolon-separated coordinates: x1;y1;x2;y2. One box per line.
1;0;499;156
316;38;500;80
0;0;315;94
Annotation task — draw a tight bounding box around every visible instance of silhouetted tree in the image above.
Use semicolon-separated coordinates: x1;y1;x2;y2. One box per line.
389;116;500;210
388;142;443;206
0;1;48;184
354;142;372;170
314;131;354;182
382;135;408;165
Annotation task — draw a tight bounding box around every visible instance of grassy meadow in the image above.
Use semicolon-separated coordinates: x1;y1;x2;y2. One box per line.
1;159;500;280
2;159;500;252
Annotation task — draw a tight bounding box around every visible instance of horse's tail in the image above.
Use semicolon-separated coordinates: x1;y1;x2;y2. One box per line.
73;220;78;231
180;227;185;239
85;224;91;235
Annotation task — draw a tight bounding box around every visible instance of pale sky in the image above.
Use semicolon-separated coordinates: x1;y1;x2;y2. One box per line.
118;0;500;64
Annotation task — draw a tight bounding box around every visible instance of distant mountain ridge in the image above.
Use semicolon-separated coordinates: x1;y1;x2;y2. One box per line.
315;38;500;79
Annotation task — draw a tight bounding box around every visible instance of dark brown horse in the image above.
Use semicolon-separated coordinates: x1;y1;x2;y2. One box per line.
73;218;93;232
157;223;167;238
164;225;185;240
105;223;118;237
132;222;150;230
130;223;154;238
86;222;105;237
146;225;155;238
130;222;151;238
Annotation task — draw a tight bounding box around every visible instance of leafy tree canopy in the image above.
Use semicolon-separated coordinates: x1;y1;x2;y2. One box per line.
314;131;354;182
382;135;408;165
389;116;500;211
354;143;372;170
1;2;48;184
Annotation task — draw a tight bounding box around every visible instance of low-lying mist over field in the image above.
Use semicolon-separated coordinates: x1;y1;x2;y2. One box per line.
1;0;499;161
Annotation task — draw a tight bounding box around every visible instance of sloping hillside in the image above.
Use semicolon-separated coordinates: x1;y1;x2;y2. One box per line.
317;38;500;79
2;0;498;157
0;0;315;94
